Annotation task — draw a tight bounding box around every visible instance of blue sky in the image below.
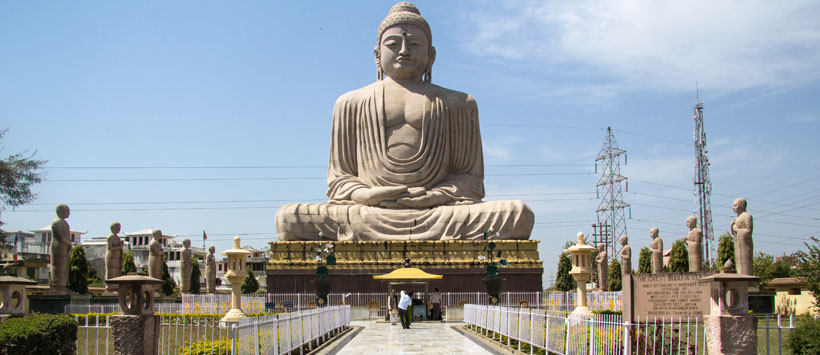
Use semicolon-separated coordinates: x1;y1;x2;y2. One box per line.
2;1;819;286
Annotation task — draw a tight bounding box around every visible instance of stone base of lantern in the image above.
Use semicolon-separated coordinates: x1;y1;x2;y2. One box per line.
112;315;160;355
569;306;593;319
705;315;757;355
220;308;247;326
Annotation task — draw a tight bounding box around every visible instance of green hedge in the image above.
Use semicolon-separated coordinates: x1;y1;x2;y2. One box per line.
788;315;820;354
0;314;78;355
179;338;229;355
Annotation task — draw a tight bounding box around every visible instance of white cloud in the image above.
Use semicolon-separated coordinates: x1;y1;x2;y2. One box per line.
459;0;820;95
787;115;820;124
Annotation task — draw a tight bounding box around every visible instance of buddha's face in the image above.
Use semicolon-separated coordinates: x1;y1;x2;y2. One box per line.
732;198;745;214
650;228;658;239
57;205;70;219
377;24;431;81
686;217;696;229
111;223;121;234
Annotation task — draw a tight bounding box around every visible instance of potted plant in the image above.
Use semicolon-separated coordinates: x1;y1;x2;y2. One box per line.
479;230;508;305
310;238;336;307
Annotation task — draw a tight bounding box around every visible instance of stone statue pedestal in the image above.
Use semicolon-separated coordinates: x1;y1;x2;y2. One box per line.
112;315;160;355
700;271;759;355
266;240;543;294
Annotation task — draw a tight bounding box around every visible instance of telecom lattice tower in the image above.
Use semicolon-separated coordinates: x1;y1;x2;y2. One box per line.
594;127;630;258
693;102;716;266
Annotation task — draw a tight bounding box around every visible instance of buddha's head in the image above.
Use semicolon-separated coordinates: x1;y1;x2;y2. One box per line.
732;198;747;214
56;203;70;219
597;243;605;252
110;221;121;234
686;216;697;229
209;245;215;254
152;229;162;241
650;227;659;239
619;234;628;246
182;238;191;248
375;2;436;82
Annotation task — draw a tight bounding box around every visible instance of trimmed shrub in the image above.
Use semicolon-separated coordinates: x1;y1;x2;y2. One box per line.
241;266;259;294
161;256;175;296
122;250;137;275
667;240;689;273
608;259;622;291
555;253;575;292
179;338;228;355
788;315;820;354
0;313;78;354
68;245;90;294
190;257;201;294
717;232;735;269
638;247;652;274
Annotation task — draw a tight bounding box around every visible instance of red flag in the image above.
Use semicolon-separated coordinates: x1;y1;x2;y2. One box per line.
203;230;207;241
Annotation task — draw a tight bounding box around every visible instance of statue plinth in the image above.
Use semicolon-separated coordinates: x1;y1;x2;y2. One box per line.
266;240;542;295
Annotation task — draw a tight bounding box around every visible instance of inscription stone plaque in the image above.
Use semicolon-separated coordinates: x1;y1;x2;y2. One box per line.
623;272;713;322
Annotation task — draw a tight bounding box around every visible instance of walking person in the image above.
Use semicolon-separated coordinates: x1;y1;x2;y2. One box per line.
398;290;412;329
387;289;399;325
431;288;442;321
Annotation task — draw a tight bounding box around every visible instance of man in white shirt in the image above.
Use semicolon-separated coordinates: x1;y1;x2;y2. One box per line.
398;290;412;329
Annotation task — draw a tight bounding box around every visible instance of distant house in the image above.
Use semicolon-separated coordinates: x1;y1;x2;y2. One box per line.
764;277;817;315
0;227;86;284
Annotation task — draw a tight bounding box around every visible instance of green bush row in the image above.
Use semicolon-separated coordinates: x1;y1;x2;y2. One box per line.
0;314;78;355
70;312;277;323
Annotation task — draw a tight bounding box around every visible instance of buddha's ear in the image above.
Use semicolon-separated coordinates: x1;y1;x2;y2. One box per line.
374;46;383;80
429;46;436;66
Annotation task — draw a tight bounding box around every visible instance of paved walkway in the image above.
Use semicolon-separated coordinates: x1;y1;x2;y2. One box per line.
334;321;492;355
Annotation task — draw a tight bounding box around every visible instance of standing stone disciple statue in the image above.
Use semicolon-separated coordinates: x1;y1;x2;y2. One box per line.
50;203;72;292
274;2;534;241
205;246;216;293
686;216;703;272
180;238;192;293
148;230;164;280
105;222;124;293
650;227;663;274
730;198;754;276
596;243;608;291
619;235;631;275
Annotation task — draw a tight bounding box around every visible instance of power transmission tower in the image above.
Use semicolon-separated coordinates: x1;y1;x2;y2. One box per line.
693;99;716;266
594;127;630;258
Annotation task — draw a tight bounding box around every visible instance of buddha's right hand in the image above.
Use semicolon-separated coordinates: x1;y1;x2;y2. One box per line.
351;186;409;206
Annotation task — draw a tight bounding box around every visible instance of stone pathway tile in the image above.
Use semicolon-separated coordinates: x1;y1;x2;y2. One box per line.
335;321;492;355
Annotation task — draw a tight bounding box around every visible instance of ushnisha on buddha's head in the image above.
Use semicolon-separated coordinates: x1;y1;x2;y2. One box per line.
374;2;436;82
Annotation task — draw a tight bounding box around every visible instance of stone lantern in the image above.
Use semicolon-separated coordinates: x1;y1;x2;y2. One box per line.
563;231;597;318
699;260;759;354
0;274;36;317
105;273;163;355
220;236;251;324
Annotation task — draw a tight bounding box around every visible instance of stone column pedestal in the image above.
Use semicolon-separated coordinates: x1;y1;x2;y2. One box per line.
112;315;159;355
700;263;759;355
705;315;756;355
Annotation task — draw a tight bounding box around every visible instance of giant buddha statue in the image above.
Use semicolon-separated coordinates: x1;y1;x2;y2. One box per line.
275;2;534;241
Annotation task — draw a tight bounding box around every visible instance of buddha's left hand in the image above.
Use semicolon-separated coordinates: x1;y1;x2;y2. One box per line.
397;191;450;209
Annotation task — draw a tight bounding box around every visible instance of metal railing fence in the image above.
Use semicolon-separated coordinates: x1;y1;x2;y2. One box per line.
464;304;708;355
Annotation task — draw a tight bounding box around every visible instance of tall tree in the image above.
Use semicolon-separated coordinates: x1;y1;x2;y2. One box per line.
0;128;46;228
668;240;689;273
122;250;137;275
797;237;820;311
189;257;201;294
241;266;259;294
555;253;575;292
608;258;622;291
68;245;90;294
160;255;175;296
638;247;652;274
717;232;735;269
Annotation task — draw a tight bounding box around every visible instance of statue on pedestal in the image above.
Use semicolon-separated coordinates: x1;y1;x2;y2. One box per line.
105;222;124;293
649;227;663;274
180;239;192;293
49;203;72;292
205;246;216;293
274;2;534;241
731;198;754;276
619;235;631;276
596;243;608;291
148;230;163;280
686;216;703;272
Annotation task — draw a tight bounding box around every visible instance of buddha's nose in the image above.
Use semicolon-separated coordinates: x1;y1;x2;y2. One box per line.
399;41;410;56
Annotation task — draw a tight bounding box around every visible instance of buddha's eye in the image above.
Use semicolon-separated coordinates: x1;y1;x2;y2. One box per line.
384;40;399;46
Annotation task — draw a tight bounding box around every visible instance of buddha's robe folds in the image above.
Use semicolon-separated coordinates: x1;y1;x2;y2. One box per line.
275;82;534;241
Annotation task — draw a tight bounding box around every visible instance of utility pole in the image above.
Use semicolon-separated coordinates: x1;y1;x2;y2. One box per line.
595;127;630;258
693;97;716;266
